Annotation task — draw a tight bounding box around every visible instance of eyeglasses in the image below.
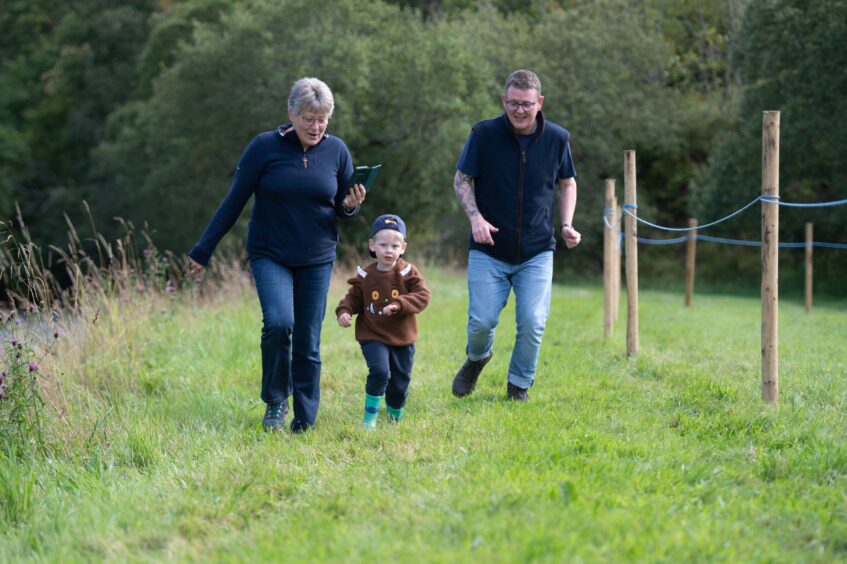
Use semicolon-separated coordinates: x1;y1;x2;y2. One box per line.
298;114;329;127
505;99;538;112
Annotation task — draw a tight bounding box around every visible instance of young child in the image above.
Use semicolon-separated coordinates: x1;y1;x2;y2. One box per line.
336;214;431;428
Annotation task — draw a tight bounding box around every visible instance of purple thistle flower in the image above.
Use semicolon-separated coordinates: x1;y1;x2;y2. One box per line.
143;248;151;257
160;256;169;263
10;338;18;346
28;363;38;372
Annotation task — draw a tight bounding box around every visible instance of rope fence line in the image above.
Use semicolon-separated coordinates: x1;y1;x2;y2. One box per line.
604;111;843;403
634;234;847;249
605;195;847;231
765;197;847;208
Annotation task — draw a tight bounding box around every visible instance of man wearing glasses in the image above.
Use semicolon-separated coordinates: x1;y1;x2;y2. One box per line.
452;69;581;402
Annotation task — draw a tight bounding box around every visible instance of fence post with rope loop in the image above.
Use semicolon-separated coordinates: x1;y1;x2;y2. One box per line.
761;110;780;403
624;151;638;358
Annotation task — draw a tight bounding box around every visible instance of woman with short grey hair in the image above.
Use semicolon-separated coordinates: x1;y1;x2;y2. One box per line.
288;77;335;116
188;77;367;433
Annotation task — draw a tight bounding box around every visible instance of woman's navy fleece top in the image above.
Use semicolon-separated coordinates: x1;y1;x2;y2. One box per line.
188;125;357;268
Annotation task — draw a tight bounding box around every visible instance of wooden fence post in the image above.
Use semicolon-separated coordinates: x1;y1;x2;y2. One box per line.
805;222;813;314
761;111;780;402
604;179;616;337
612;196;623;321
685;218;698;307
624;151;638;358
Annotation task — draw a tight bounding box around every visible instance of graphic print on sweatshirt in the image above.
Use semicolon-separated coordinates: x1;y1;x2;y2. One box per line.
367;287;402;316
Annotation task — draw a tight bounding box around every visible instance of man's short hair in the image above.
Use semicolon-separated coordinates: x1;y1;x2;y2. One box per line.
505;69;541;94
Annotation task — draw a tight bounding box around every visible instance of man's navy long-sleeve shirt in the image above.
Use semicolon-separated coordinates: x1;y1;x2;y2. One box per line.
189;125;356;268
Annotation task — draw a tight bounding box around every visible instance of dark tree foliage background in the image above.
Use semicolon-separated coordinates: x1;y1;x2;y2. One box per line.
1;0;845;295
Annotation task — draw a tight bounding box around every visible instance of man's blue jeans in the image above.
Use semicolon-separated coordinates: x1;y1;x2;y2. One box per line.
466;250;553;390
251;257;333;430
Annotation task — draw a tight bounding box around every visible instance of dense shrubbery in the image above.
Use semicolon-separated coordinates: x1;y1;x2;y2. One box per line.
2;0;845;291
692;0;847;293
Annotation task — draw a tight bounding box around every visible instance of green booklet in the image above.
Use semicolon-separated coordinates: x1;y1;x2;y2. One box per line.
346;164;382;191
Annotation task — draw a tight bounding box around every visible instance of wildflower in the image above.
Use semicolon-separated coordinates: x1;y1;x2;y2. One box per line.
161;256;169;263
53;329;59;340
165;282;176;293
28;363;38;372
10;338;18;346
143;248;151;257
137;282;147;292
26;303;36;312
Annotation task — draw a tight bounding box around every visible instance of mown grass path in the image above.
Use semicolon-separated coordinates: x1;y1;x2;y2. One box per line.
2;268;846;562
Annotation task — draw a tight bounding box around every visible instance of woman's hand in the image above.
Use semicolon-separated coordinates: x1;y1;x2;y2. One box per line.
342;183;366;211
189;258;205;281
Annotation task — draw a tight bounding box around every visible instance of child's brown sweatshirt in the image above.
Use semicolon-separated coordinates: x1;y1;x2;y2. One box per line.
335;259;430;346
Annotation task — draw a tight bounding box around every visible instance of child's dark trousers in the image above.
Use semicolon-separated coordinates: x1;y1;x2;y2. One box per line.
360;340;415;409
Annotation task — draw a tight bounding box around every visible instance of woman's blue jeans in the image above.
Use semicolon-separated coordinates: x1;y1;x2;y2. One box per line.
466;250;553;390
251;257;333;430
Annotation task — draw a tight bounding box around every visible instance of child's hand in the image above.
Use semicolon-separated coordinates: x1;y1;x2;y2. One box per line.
381;303;400;316
337;312;352;327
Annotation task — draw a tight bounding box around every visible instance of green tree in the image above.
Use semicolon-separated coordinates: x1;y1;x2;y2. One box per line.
136;0;234;97
0;0;156;246
694;0;847;292
453;1;694;274
80;0;748;279
90;0;495;258
0;0;71;219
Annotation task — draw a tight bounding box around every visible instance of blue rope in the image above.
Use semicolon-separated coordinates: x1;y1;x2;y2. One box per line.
635;234;847;249
696;234;762;247
621;197;765;232
763;197;847;208
634;235;690;245
607;194;847;233
778;241;847;249
603;207;620;229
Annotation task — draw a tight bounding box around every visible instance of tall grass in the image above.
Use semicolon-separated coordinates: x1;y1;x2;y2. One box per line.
0;206;249;459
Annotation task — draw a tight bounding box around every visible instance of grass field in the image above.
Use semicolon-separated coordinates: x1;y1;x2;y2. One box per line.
1;266;846;562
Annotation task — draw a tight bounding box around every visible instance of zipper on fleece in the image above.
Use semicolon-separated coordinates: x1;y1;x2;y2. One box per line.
515;148;526;262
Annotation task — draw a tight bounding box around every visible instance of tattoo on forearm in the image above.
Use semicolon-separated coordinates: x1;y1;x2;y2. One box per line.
454;172;479;219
